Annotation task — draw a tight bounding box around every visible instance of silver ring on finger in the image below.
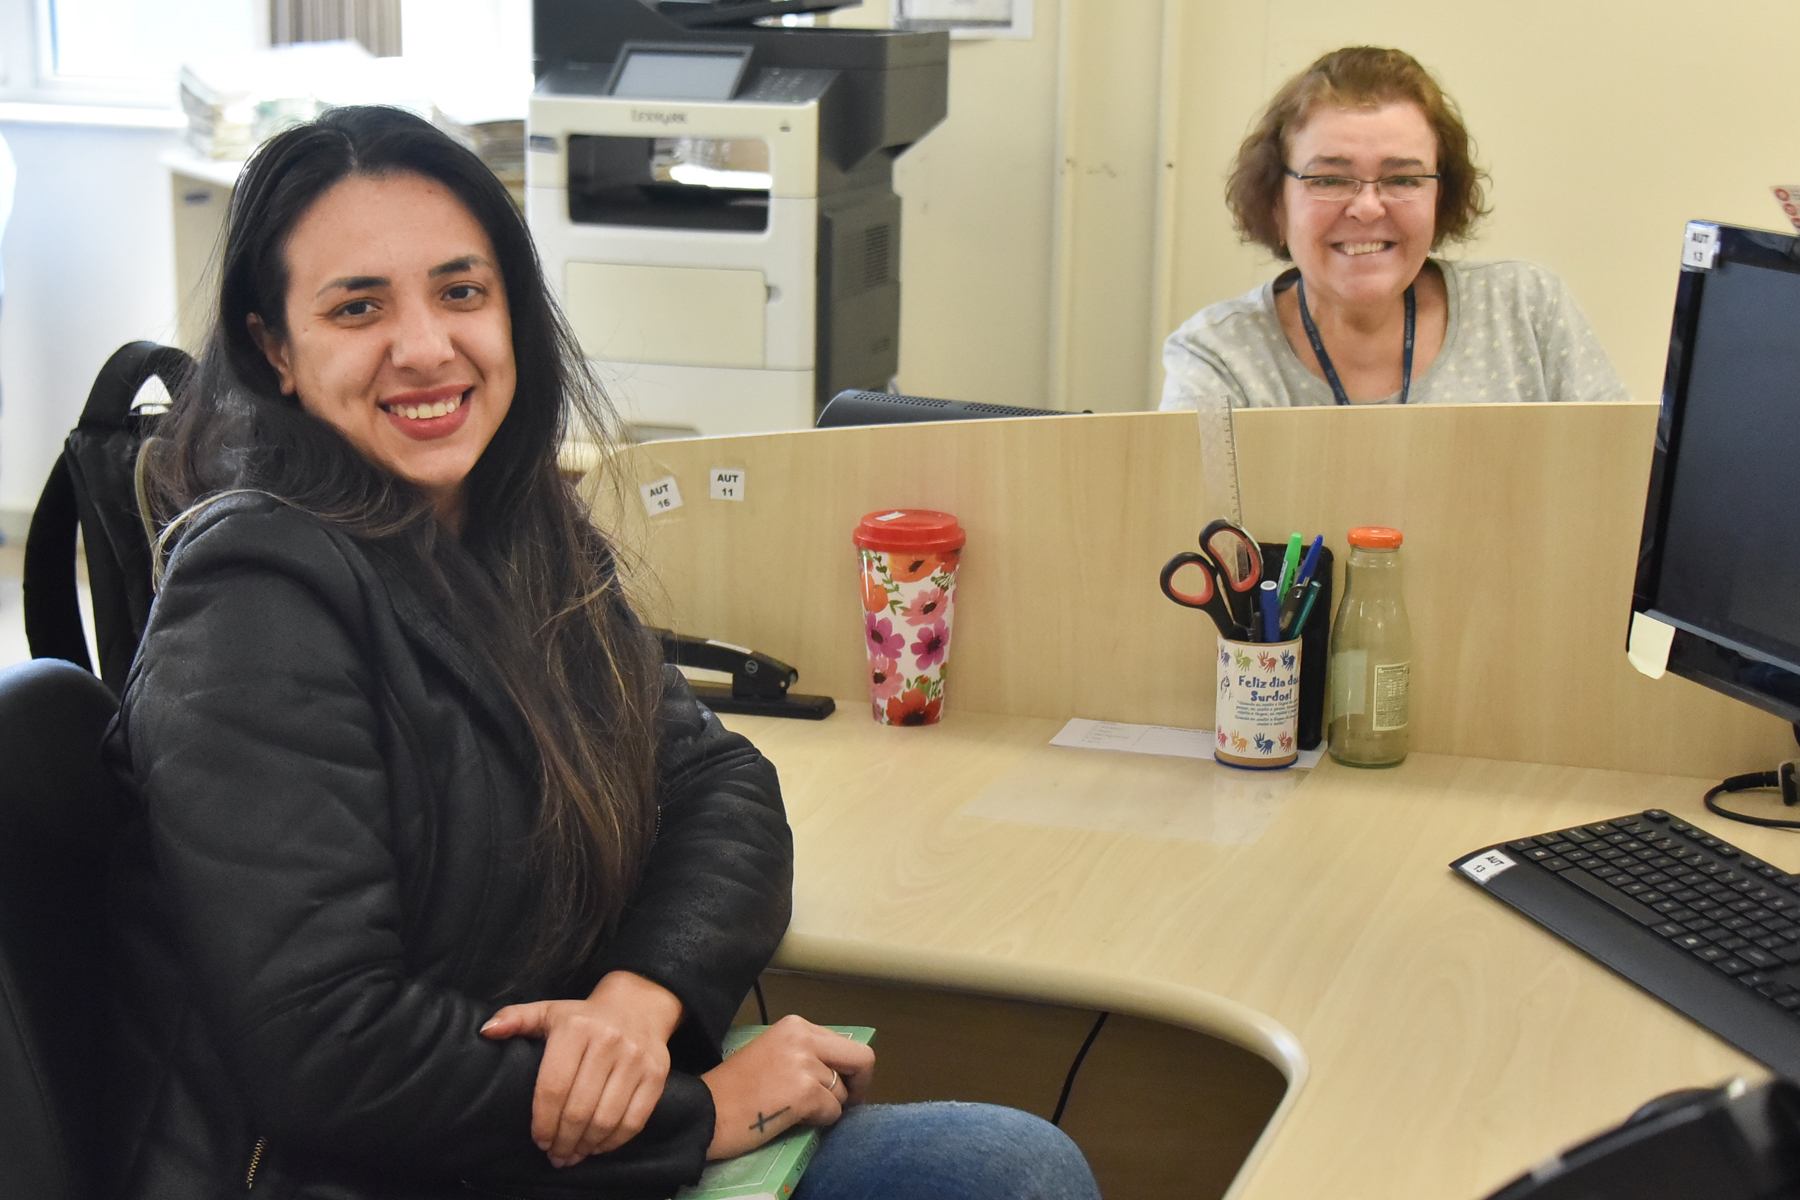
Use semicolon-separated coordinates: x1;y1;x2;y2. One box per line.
824;1069;839;1092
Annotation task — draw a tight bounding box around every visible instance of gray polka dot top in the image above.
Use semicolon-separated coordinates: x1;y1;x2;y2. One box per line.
1159;258;1631;411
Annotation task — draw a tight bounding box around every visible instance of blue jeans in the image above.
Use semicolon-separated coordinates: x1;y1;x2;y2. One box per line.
792;1103;1102;1200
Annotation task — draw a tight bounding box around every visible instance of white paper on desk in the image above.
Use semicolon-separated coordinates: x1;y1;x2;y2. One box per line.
1050;718;1324;770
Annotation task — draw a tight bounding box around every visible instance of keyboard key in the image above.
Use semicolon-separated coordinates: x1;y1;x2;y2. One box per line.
1722;871;1747;884
1756;935;1788;950
1542;857;1572;872
1622;882;1651;896
1670;819;1695;833
1653;900;1682;914
1717;845;1741;859
1555;865;1661;926
1722;937;1751;951
1719;958;1752;975
1525;847;1553;860
1621;863;1652;878
1779;994;1800;1010
1697;946;1727;962
1594;866;1625;880
1644;809;1670;821
1654;922;1685;937
1731;880;1759;894
1768;897;1796;911
1589;823;1618;836
1677;872;1708;886
1670;888;1702;902
1675;933;1706;949
1643;872;1672;886
1684;919;1718;932
1741;855;1767;870
1742;948;1781;969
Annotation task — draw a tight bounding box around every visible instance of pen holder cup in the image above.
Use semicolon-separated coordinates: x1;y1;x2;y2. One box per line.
1159;539;1331;751
1215;634;1301;768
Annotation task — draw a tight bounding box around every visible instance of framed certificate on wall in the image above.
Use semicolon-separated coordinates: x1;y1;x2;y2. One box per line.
892;0;1033;39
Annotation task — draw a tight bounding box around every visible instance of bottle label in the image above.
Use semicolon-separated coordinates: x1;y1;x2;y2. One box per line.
1372;661;1410;731
1329;649;1366;718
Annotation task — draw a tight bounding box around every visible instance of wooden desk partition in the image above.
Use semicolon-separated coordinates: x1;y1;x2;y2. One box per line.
594;404;1791;780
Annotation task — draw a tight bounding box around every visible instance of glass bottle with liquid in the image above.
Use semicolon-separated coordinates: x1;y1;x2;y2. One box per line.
1328;526;1411;767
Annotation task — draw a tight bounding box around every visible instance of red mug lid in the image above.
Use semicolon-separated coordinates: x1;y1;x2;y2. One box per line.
854;509;966;553
1347;526;1403;549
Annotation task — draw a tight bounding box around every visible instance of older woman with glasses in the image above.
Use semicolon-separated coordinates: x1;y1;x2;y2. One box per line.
1160;46;1628;411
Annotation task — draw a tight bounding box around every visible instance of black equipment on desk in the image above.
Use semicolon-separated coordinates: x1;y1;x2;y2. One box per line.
1453;809;1800;1079
816;389;1068;428
655;629;835;719
1481;1078;1800;1200
1631;221;1800;726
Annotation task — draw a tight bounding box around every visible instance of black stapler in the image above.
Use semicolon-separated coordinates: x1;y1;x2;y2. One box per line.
654;629;836;720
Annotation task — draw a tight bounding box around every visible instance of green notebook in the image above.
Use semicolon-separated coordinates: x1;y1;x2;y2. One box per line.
673;1024;876;1200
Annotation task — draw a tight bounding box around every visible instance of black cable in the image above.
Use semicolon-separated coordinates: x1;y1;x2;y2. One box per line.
1051;1012;1108;1127
1703;772;1800;830
753;979;769;1025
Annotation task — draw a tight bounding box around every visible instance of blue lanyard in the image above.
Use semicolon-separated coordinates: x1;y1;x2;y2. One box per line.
1295;276;1416;406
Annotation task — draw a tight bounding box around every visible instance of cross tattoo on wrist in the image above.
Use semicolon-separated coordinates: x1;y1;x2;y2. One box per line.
751;1106;792;1134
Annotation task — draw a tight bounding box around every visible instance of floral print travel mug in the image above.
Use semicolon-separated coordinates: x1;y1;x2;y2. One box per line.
854;509;966;726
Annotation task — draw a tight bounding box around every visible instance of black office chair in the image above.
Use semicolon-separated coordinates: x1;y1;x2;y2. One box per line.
0;657;123;1200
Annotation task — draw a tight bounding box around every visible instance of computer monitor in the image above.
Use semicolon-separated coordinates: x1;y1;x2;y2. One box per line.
1632;221;1800;726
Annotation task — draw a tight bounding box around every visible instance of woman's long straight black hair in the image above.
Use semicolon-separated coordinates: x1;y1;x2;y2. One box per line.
149;105;664;989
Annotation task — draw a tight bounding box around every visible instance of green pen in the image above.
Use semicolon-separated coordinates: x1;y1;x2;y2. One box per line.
1277;532;1303;597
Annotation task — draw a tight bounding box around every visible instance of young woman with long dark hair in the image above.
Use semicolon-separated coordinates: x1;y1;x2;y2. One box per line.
105;106;1098;1200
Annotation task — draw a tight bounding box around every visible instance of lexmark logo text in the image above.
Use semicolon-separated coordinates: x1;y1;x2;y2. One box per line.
631;109;688;125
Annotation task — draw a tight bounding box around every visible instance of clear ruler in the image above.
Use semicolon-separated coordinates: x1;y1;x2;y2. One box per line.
1195;401;1244;526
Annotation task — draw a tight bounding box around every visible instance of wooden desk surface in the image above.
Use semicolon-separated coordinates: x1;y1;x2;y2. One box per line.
728;709;1780;1200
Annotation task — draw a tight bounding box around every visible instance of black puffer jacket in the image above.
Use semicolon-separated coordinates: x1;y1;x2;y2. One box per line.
103;494;793;1200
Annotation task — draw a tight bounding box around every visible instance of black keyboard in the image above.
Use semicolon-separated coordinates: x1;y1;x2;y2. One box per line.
1453;810;1800;1078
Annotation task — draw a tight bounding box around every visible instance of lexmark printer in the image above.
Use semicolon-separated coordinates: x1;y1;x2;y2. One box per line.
528;0;949;436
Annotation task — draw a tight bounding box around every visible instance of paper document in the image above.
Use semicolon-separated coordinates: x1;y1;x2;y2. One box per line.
1051;718;1324;769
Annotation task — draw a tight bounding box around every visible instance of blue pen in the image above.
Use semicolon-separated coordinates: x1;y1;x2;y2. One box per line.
1294;535;1325;587
1259;580;1281;642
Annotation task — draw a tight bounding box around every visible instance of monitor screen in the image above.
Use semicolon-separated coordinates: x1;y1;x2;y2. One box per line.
1635;224;1800;721
609;47;749;100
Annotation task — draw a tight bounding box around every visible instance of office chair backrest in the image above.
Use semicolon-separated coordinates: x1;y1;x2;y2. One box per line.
0;658;123;1200
24;341;193;695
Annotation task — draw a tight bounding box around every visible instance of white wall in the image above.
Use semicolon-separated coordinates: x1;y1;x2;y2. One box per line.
0;120;182;514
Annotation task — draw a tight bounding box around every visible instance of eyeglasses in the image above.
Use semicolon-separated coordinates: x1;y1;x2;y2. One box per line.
1284;168;1440;203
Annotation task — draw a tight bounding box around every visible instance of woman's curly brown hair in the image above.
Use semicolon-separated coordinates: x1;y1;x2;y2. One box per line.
1227;47;1490;261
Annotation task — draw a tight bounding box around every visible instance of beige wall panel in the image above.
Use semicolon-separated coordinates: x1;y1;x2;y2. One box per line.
610;411;1211;729
1050;0;1166;413
1233;402;1795;775
1165;0;1800;410
600;403;1793;777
